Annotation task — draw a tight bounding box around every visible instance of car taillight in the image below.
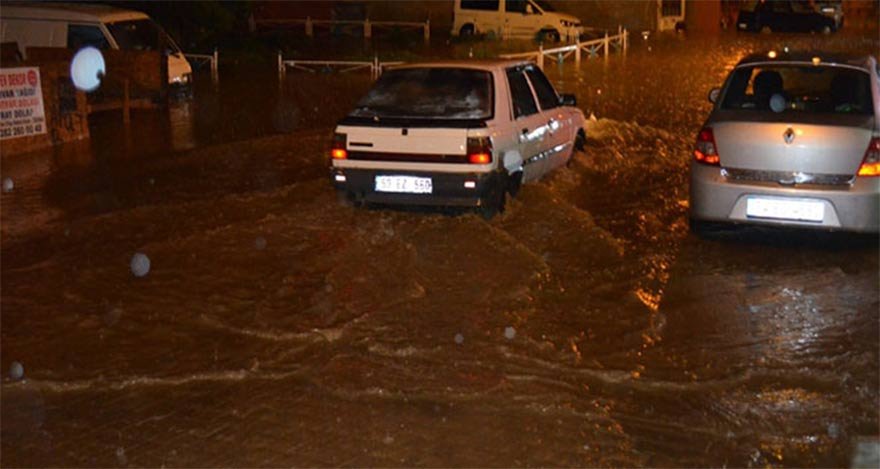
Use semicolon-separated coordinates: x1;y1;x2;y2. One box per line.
331;133;347;160
467;136;492;164
857;138;880;177
693;127;720;166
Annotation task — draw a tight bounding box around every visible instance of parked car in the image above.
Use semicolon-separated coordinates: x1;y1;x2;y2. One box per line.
736;0;838;33
452;0;584;42
816;1;844;29
330;60;586;218
1;2;193;90
689;51;879;234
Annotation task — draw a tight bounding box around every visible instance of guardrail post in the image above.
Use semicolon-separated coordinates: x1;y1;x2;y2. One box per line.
305;16;313;37
424;19;430;43
277;50;284;83
537;44;544;69
575;39;581;64
211;47;219;83
364;18;372;39
623;28;628;52
603;32;609;57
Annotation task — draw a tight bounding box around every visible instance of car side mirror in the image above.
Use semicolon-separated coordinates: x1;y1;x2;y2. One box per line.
526;4;534;14
708;88;721;103
559;94;576;106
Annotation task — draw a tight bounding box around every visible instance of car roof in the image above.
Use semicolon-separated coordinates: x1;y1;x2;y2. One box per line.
2;2;149;24
388;59;535;72
737;51;876;71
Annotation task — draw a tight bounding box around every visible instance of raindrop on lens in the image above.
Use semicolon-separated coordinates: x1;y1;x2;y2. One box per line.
130;252;151;278
70;47;105;92
254;236;267;250
770;94;786;113
454;333;464;344
9;361;24;380
504;326;516;340
2;177;13;193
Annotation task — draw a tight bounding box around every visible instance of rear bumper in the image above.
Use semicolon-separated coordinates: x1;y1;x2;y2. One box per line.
689;162;880;233
330;167;501;207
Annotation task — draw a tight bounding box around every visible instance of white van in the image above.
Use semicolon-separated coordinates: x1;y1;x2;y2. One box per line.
452;0;584;42
1;2;192;90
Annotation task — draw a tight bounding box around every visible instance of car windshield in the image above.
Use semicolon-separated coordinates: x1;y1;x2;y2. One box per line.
350;68;493;120
107;19;179;53
533;0;556;12
720;64;874;115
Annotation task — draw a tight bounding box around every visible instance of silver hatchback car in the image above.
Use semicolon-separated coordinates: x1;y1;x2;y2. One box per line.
690;51;879;233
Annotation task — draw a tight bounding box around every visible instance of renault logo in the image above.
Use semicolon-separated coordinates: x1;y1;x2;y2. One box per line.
783;127;795;144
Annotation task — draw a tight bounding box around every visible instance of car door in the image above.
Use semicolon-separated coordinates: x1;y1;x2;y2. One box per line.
505;66;547;182
525;65;572;172
504;0;537;39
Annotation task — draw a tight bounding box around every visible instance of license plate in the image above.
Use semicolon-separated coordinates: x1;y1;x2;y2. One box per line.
746;197;825;222
374;175;433;194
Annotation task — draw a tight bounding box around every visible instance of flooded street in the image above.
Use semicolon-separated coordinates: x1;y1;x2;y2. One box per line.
2;32;878;467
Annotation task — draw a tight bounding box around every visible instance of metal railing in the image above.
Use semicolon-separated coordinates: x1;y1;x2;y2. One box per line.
499;27;629;69
184;48;219;82
257;17;431;43
277;52;404;82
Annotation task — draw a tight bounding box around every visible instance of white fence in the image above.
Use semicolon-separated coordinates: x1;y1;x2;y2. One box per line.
183;48;219;82
256;17;431;42
277;53;404;81
500;27;629;69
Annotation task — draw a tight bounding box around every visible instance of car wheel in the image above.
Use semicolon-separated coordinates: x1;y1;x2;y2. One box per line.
460;24;475;37
760;25;772;34
689;218;733;237
478;175;507;220
336;190;360;208
567;129;586;168
506;171;523;198
541;29;561;43
821;25;832;34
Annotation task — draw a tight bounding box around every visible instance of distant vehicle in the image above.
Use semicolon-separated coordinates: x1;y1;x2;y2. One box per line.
0;2;193;90
452;0;584;42
816;1;844;29
689;51;879;233
330;60;587;218
736;0;838;33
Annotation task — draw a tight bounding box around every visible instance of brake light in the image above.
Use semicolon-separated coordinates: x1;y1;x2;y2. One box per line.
857;138;880;177
467;136;492;164
331;133;347;160
693;127;720;166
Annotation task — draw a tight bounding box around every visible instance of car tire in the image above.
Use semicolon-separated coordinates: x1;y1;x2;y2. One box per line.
541;29;561;43
336;190;360;208
460;24;475;37
760;25;772;34
478;175;507;220
820;25;832;34
689;218;733;237
568;129;586;168
507;171;523;198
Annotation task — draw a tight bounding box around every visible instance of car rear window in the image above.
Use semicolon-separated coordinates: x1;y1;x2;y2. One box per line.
349;68;493;120
720;64;874;115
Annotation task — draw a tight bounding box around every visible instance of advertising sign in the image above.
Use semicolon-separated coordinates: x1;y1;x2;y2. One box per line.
0;67;47;140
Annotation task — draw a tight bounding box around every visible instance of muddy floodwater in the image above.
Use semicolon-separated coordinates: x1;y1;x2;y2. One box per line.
2;32;878;467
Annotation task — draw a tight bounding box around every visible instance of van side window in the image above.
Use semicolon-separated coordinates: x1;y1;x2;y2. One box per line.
67;24;109;50
506;0;527;13
525;67;559;110
461;0;500;11
506;69;538;118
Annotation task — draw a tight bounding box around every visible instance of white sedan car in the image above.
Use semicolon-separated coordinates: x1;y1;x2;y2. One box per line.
330;60;586;218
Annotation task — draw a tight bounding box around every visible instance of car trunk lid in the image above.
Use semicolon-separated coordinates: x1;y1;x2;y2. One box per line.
712;115;874;178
